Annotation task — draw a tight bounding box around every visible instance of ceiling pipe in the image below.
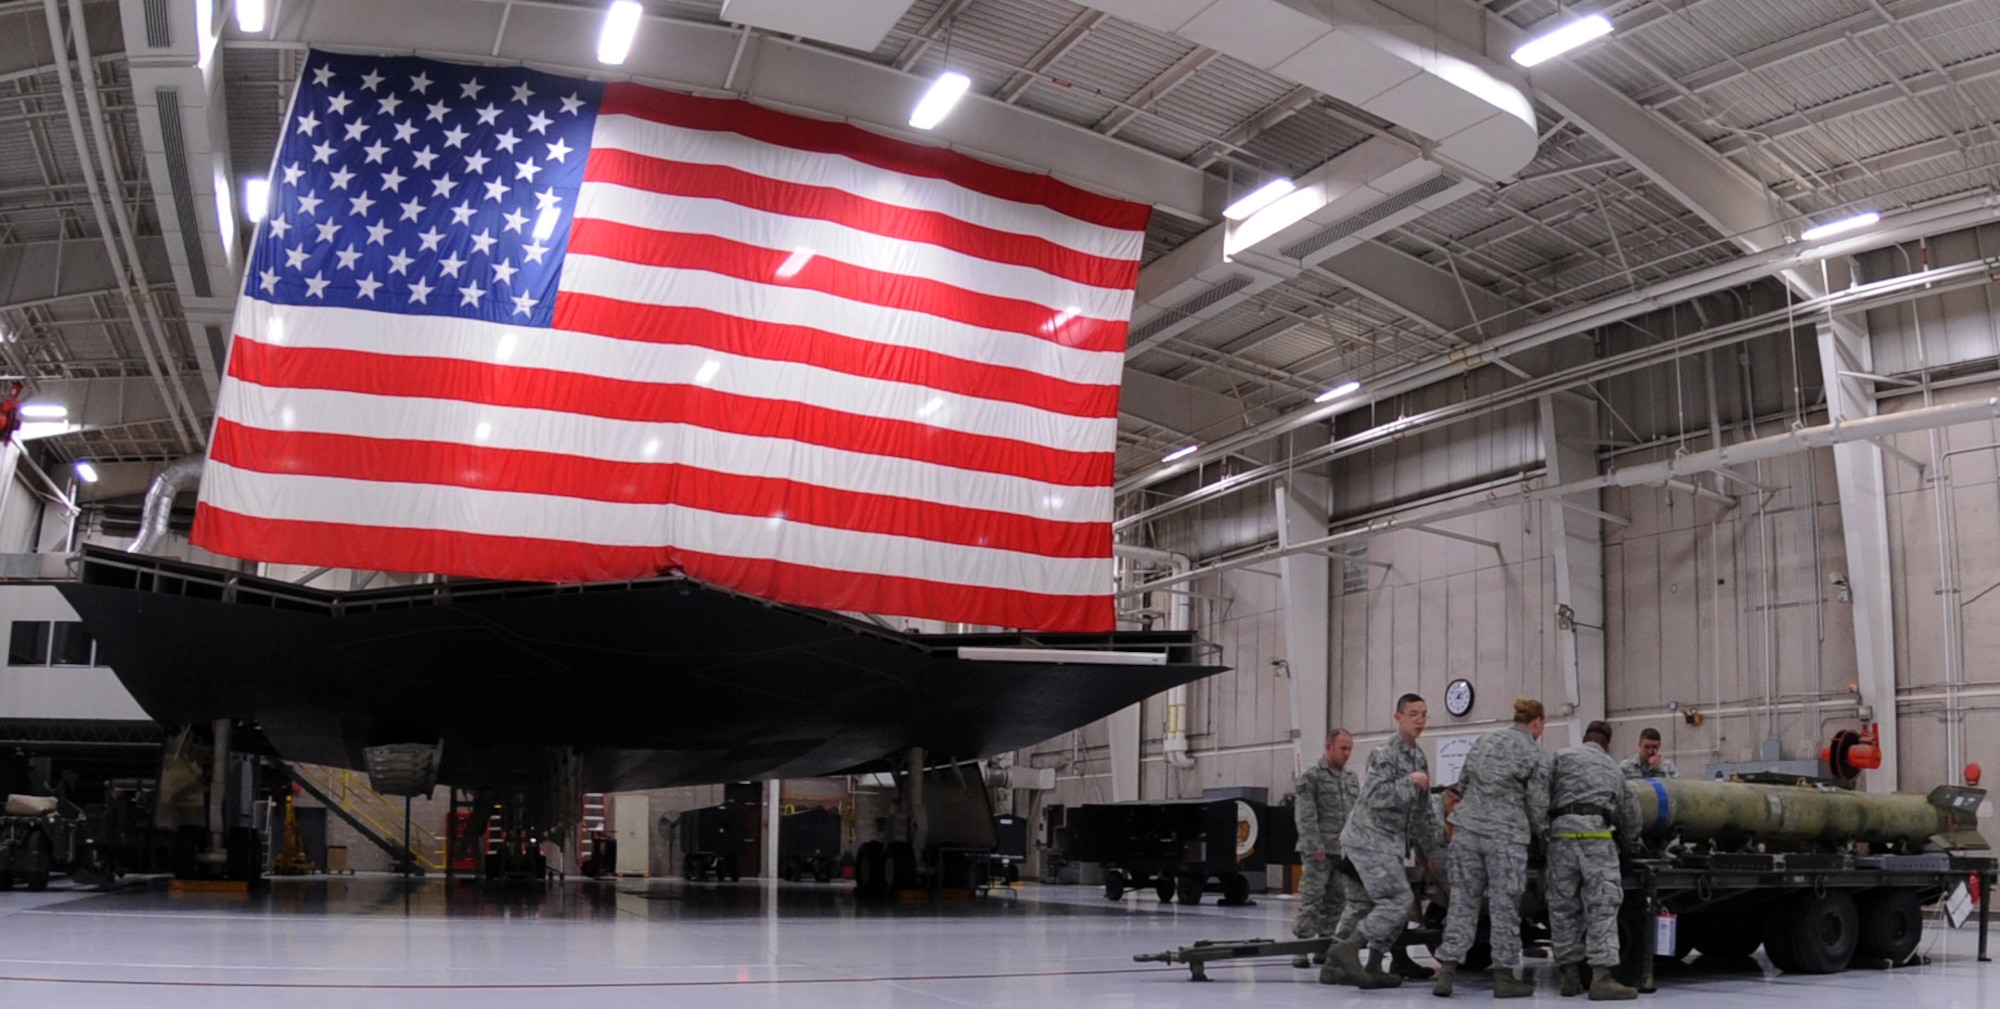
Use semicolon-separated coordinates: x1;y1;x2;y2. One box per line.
1119;250;2000;531
41;0;194;450
68;0;202;449
1112;543;1195;771
1118;192;2000;498
1121;396;2000;598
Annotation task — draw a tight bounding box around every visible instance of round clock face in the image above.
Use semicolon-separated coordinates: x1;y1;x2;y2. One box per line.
1445;678;1475;717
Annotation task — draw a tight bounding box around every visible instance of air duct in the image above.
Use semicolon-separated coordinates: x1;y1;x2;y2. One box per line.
128;453;204;555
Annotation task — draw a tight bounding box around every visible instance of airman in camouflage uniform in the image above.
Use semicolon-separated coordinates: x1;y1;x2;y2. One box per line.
1434;698;1551;999
1325;693;1440;990
1619;727;1678;779
1293;730;1359;942
1549;720;1642;1001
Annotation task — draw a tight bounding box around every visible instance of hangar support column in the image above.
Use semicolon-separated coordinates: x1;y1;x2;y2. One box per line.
1815;312;1900;793
1277;476;1330;778
1541;396;1607;738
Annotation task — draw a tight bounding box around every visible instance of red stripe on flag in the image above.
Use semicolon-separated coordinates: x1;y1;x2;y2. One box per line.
208;420;1109;559
567;220;1129;354
226;337;1116;488
581;150;1140;290
191;505;1113;631
552;294;1119;419
598;84;1153;234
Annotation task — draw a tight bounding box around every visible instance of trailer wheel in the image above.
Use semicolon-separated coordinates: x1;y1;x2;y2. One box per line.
1771;891;1858;974
1611;901;1648;985
1176;872;1205;905
1760;900;1804;973
1101;868;1125;900
1153;875;1175;902
1855;889;1923;964
855;841;886;896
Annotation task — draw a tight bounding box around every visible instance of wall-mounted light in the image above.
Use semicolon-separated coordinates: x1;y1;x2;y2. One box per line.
597;1;644;66
1223;178;1296;221
1800;211;1880;241
236;0;267;33
1511;14;1613;67
243;177;270;224
74;460;99;483
909;72;971;131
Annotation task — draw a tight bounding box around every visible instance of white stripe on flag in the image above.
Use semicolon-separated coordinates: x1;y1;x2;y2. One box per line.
575;182;1135;320
589;114;1146;262
237;305;1116;453
217;379;1114;520
200;460;1114;597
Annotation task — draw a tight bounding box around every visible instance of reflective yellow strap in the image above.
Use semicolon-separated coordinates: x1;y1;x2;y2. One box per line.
1554;831;1614;840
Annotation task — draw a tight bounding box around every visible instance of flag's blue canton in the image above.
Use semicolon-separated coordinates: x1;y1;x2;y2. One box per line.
247;51;604;328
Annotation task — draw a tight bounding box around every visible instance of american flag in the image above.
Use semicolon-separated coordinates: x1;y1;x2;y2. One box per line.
191;51;1147;632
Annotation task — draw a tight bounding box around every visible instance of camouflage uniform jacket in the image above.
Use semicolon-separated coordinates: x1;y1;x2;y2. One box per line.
1340;734;1436;856
1446;723;1551;845
1294;758;1359;855
1619;754;1679;780
1552;741;1644;848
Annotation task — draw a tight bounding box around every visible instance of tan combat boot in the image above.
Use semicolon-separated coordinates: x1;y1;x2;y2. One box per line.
1363;950;1405;988
1432;959;1456;998
1588;974;1638;1001
1493;967;1535;998
1558;964;1585;997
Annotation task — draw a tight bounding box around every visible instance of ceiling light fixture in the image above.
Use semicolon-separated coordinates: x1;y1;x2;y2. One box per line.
1224;178;1296;221
1314;380;1362;404
20;404;67;419
909;72;971;131
74;461;99;483
597;1;644;66
775;248;815;278
244;177;269;224
1800;211;1881;241
236;0;267;33
1163;445;1199;464
1510;14;1613;67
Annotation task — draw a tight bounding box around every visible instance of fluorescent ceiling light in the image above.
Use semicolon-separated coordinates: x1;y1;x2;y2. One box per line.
909;72;971;131
20;403;67;419
1510;14;1613;67
1800;211;1881;241
243;177;269;224
236;0;266;33
1162;444;1199;464
74;461;98;483
775;247;815;278
1314;380;1362;404
1223;178;1296;221
597;0;644;66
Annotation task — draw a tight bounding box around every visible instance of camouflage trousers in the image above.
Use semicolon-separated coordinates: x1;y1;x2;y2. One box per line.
1439;830;1529;968
1341;847;1413;953
1293;853;1349;938
1547;837;1624;968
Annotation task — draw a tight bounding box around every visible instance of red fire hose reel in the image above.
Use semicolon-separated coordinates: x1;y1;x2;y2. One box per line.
1822;723;1884;784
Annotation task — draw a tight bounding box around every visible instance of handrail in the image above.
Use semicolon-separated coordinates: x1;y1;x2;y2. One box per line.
290;763;445;871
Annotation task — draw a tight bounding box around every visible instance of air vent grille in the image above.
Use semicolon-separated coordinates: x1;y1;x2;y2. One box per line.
1280;175;1462;261
143;0;172;47
1127;274;1253;346
156;89;213;298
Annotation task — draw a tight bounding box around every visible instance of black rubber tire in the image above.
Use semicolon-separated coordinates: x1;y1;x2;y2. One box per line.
854;841;886;896
813;862;832;884
1220;872;1250;906
1176;872;1204;905
1688;917;1763;960
0;868;12;891
1761;899;1804;973
682;854;698;880
1611;900;1649;985
1787;891;1859;974
1154;875;1175;902
1855;889;1923;965
885;842;917;892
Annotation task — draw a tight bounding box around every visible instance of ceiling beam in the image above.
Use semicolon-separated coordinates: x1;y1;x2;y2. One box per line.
996;9;1103;104
1094;45;1218;139
1708;48;2000;158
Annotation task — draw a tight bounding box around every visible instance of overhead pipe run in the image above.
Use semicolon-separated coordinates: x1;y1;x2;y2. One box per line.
1121;397;2000;599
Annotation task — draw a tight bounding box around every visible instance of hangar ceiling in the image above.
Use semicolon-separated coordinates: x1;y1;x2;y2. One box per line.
3;0;1999;505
